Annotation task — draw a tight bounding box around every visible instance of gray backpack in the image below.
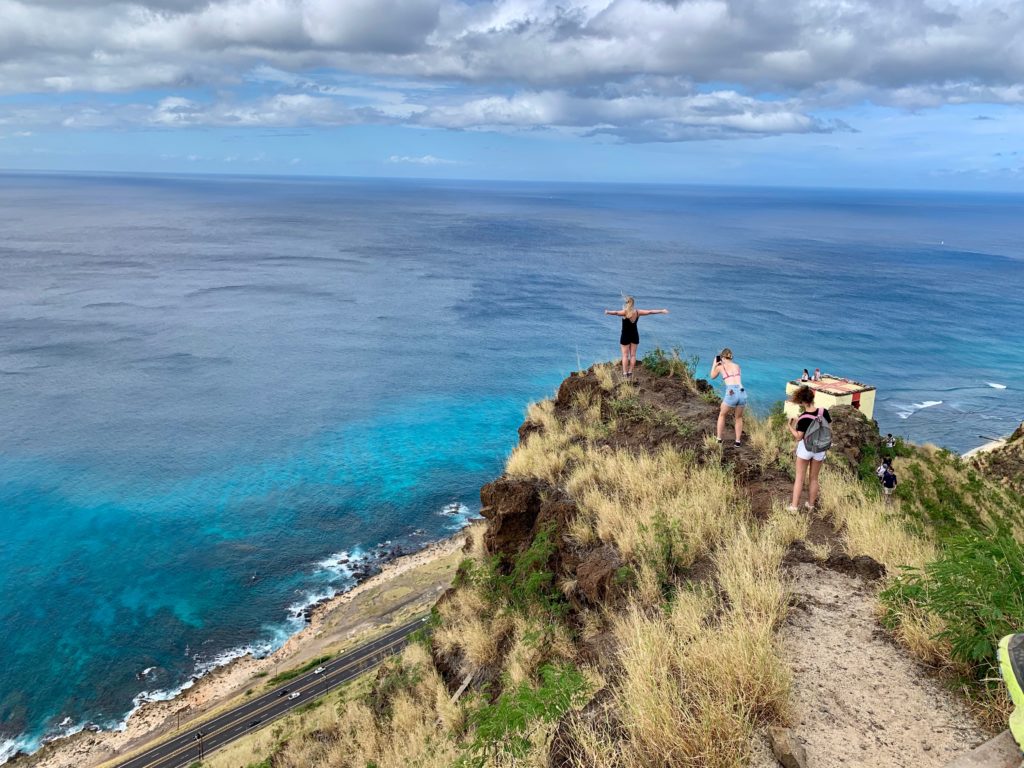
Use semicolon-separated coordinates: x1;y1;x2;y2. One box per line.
802;408;833;453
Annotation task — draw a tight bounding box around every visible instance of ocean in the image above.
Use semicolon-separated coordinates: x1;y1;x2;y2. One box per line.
1;173;1022;759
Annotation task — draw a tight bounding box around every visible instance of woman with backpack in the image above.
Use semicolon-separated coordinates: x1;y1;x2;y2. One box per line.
710;348;746;446
787;385;832;511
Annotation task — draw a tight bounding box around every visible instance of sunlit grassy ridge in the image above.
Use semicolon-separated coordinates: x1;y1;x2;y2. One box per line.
224;359;1021;766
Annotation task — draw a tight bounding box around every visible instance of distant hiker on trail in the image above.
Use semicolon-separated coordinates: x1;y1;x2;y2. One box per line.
604;297;668;380
812;368;822;381
787;385;832;512
882;465;898;505
875;456;892;481
801;369;810;382
710;348;746;447
885;433;896;449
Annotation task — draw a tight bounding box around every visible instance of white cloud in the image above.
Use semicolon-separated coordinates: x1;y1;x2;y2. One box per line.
387;153;457;165
0;0;1022;142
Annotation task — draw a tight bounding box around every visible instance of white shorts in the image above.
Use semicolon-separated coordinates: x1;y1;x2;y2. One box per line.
796;441;826;462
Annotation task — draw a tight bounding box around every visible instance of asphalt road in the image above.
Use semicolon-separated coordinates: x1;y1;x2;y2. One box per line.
113;616;428;768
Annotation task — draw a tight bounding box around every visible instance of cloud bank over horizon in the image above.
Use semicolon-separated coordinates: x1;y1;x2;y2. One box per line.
1;0;1022;184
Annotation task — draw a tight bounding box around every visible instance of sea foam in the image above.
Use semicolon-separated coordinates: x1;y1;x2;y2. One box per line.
896;400;943;419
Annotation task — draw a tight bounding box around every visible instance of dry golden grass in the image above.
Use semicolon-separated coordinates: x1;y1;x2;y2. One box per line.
567;446;748;568
819;467;935;571
805;540;831;561
746;411;794;474
594;363;617;391
715;523;788;629
465;520;488;563
434;586;513;678
504;614;577;688
565;512;598;548
506;427;583;485
567;510;793;768
526;398;560;433
878;599;953;671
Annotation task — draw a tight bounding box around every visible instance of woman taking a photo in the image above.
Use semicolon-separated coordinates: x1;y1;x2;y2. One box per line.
709;348;746;446
787;385;833;511
604;297;668;379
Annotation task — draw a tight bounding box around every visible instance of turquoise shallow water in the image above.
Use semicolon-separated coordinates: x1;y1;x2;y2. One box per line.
0;175;1022;759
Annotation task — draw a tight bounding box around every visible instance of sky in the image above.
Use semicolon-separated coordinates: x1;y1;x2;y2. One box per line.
0;0;1023;189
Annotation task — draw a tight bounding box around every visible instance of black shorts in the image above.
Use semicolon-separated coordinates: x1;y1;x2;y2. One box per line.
620;329;639;345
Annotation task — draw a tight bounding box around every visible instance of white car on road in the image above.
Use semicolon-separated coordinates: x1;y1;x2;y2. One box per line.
288;692;300;700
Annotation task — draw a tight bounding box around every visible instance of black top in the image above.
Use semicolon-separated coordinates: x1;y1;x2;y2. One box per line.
795;408;831;435
882;469;898;489
620;315;639;345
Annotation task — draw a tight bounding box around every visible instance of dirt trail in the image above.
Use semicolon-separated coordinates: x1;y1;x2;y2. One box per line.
768;562;987;768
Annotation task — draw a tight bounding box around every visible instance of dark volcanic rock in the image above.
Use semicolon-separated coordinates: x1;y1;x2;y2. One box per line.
973;421;1024;492
554;370;603;411
480;477;543;559
828;405;881;471
575;545;624;604
768;726;808;768
824;553;886;581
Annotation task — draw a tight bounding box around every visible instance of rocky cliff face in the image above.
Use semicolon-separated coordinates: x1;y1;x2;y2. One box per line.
973;421;1024;493
433;365;886;696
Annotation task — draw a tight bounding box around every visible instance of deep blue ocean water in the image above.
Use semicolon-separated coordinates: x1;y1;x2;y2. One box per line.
1;174;1022;759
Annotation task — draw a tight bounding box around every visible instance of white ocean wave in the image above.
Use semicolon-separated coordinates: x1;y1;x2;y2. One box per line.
895;400;943;419
1;734;36;765
315;547;367;580
987;382;1008;389
10;528;467;763
439;502;479;531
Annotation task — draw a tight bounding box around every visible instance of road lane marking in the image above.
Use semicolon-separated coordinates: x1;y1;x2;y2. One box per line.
125;623;425;768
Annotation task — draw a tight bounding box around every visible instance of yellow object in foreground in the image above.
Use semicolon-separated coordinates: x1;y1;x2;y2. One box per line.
998;634;1024;752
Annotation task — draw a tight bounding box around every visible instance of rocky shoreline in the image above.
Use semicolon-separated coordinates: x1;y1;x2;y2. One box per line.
17;533;469;768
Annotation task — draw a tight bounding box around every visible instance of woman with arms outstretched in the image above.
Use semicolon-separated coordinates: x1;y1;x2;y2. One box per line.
604;297;668;379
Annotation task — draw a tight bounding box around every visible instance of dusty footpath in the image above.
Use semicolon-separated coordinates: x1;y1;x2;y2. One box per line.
22;533;468;768
775;563;985;767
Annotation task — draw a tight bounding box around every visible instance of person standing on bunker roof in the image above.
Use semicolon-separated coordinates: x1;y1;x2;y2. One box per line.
787;385;832;512
710;348;746;447
604;297;668;380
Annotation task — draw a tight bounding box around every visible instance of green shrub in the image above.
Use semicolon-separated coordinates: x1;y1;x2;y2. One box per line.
881;531;1024;677
641;346;699;381
458;526;567;619
267;655;332;686
459;663;590;766
638;511;691;599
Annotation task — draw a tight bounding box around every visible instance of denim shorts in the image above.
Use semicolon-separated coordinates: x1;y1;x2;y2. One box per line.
723;386;747;407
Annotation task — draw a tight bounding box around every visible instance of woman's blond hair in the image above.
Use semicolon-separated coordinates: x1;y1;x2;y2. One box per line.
623;296;636;317
719;348;733;360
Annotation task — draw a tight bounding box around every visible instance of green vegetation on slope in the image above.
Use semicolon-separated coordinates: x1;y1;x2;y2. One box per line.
871;442;1024;722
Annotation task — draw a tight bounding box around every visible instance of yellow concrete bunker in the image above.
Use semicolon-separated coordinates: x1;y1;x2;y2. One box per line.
785;375;876;421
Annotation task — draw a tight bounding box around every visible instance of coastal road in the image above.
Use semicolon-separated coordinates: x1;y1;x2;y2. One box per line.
112;616;428;768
